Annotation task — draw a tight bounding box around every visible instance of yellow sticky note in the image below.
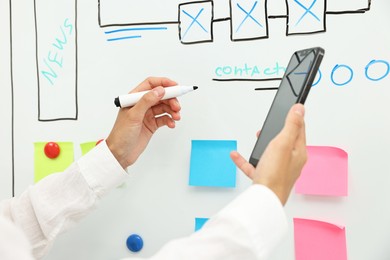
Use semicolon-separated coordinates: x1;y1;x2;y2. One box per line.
34;142;74;183
80;141;98;155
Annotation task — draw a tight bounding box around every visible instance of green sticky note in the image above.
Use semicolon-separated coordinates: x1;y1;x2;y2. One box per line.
34;142;74;183
80;141;98;155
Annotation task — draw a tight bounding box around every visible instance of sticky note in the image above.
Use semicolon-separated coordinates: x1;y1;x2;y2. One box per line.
195;218;209;231
295;146;348;196
80;141;98;155
294;218;347;260
189;140;237;187
34;142;74;182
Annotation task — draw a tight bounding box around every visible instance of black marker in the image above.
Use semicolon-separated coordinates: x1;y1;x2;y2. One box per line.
114;85;198;108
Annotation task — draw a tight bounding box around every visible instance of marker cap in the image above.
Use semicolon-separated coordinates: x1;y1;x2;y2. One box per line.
114;97;120;107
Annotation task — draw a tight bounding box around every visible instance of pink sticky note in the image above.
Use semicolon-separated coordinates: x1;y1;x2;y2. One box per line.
295;146;348;196
294;218;347;260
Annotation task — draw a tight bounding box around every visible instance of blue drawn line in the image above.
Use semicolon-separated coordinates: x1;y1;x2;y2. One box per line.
182;8;207;39
107;35;142;42
236;1;263;33
293;72;308;75
105;27;168;34
294;0;320;26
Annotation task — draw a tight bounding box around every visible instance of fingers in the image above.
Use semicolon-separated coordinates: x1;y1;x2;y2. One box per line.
130;87;166;122
132;77;178;93
129;86;182;130
166;98;181;113
278;103;307;167
279;103;305;145
151;102;182;129
155;115;176;129
152;103;181;121
230;151;256;180
294;118;307;165
295;118;307;151
126;77;181;122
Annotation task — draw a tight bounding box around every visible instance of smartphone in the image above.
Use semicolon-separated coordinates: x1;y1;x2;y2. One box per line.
249;47;325;167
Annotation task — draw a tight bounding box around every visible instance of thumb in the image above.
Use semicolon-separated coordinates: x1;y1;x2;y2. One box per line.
280;103;305;143
131;87;165;119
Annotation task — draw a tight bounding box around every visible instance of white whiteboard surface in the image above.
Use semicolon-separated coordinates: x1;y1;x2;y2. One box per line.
2;0;390;259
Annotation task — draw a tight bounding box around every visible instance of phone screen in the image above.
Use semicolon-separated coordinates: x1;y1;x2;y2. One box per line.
249;47;324;167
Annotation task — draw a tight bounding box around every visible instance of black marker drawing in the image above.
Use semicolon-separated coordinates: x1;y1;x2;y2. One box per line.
5;0;374;197
98;0;371;44
34;0;78;122
8;0;15;197
96;0;372;83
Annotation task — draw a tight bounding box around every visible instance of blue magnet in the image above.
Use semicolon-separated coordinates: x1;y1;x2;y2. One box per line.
126;234;143;253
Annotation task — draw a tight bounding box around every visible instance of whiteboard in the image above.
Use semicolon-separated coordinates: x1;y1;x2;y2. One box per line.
0;0;13;200
2;0;390;259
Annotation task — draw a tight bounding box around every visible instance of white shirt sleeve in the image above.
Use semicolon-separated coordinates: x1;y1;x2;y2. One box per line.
0;141;129;259
0;141;288;260
125;185;288;260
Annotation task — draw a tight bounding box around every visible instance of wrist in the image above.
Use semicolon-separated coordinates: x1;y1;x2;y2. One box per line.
105;139;128;169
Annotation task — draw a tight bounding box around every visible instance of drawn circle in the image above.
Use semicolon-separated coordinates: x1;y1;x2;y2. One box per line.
331;64;353;86
126;234;143;253
44;142;60;159
365;60;390;81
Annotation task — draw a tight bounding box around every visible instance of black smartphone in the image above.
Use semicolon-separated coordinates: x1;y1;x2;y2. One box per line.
249;47;325;167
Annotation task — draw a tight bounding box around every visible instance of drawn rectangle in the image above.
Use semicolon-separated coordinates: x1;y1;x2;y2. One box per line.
327;0;370;12
35;0;77;121
179;1;213;44
286;0;326;35
99;0;184;26
230;0;268;41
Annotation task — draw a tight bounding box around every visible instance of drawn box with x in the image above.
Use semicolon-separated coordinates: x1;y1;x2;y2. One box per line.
179;1;213;44
286;0;326;35
230;0;268;41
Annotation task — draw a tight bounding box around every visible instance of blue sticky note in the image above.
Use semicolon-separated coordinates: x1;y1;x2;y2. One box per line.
189;140;237;187
195;218;209;231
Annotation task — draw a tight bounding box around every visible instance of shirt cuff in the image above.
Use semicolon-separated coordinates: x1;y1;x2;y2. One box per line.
77;141;129;197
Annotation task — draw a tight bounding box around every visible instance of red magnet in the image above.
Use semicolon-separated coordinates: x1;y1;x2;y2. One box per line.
96;139;104;146
44;142;60;159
